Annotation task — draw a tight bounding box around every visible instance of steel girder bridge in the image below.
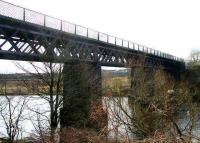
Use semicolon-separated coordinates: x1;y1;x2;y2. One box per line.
0;0;184;70
0;0;185;129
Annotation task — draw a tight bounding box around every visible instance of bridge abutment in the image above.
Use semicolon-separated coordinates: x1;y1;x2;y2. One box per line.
60;62;102;130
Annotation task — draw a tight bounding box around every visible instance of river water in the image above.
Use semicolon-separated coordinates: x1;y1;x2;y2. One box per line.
0;96;200;141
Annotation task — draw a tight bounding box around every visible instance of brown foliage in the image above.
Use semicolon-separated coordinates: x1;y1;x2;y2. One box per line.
90;99;107;130
133;131;190;143
60;128;105;143
59;129;191;143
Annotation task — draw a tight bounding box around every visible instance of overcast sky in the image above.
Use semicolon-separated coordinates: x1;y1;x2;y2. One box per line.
0;0;200;73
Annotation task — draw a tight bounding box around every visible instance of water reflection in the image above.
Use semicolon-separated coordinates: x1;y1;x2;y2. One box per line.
0;96;200;141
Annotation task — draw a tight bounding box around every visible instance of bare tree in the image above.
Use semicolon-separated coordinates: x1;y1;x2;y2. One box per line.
27;105;52;143
101;67;200;142
0;95;28;142
190;49;200;62
16;62;63;143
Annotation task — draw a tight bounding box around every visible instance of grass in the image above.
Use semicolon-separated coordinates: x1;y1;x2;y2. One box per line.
0;76;131;95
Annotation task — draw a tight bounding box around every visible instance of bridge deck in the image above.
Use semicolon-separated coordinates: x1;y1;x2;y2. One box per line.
0;0;184;70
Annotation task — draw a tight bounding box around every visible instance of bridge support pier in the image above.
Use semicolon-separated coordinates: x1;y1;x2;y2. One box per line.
60;62;102;130
131;67;155;97
130;67;181;97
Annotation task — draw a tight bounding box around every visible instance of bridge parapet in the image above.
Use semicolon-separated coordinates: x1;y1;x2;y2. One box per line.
0;0;183;63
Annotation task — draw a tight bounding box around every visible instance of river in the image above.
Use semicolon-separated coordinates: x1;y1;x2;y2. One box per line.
0;96;200;142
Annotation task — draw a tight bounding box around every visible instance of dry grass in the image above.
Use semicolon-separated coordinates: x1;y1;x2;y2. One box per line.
102;77;131;97
0;75;130;95
59;128;192;143
102;77;130;89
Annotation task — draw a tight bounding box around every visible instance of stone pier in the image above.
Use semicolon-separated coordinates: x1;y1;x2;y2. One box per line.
60;62;101;129
131;67;155;97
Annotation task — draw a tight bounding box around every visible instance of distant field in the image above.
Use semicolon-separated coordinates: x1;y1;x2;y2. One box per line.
0;81;27;95
0;76;131;95
103;76;130;89
102;76;131;96
0;80;48;95
0;70;131;95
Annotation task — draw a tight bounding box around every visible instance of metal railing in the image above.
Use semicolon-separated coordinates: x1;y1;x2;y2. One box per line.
0;0;184;62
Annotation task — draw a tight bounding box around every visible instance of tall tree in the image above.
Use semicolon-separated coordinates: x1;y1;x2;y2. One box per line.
190;49;200;63
185;50;200;101
16;62;63;143
102;68;199;142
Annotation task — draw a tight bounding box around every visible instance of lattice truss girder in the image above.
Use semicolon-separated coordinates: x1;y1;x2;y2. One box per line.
0;27;180;69
0;28;131;65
